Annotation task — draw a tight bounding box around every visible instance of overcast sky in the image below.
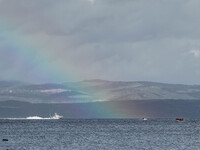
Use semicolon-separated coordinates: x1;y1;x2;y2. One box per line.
0;0;200;84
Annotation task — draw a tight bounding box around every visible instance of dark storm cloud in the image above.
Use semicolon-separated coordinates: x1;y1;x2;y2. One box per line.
0;0;200;84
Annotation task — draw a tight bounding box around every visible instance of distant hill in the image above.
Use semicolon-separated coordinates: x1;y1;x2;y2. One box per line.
0;80;200;103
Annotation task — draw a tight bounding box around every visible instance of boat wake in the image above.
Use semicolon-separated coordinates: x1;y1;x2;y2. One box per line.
26;116;51;120
2;113;63;120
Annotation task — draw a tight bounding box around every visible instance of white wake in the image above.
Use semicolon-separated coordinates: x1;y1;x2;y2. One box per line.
2;113;63;120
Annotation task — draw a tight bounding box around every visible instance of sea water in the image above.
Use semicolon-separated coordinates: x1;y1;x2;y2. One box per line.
0;119;200;150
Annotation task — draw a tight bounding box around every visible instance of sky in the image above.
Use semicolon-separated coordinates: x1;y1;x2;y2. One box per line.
0;0;200;84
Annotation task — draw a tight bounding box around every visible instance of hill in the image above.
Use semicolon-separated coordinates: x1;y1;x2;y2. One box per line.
0;80;200;103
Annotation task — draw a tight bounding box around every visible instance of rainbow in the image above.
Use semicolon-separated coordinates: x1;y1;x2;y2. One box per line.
0;20;79;83
0;19;138;118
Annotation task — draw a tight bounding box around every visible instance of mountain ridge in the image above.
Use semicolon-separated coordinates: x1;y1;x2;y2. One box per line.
0;80;200;103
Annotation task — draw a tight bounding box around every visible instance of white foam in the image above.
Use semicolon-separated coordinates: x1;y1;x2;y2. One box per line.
1;113;63;120
1;117;51;120
26;116;50;120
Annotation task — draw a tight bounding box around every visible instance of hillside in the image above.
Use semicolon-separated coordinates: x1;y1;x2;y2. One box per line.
0;80;200;103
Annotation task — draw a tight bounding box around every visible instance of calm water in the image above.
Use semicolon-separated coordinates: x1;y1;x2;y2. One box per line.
0;119;200;150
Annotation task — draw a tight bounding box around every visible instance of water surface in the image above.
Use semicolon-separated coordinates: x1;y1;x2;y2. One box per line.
0;119;199;150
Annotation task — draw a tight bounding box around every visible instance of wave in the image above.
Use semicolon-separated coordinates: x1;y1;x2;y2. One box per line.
1;117;51;120
26;116;52;119
2;113;63;120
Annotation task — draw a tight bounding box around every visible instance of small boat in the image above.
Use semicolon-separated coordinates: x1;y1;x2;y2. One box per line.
143;118;147;121
176;118;184;121
50;113;63;119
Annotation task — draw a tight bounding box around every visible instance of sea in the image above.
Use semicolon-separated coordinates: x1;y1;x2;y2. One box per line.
0;119;200;150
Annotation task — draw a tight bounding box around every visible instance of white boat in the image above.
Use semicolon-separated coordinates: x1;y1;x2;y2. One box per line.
50;113;63;119
143;118;147;121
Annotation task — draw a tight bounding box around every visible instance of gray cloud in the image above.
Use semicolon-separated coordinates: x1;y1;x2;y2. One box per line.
0;0;200;84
